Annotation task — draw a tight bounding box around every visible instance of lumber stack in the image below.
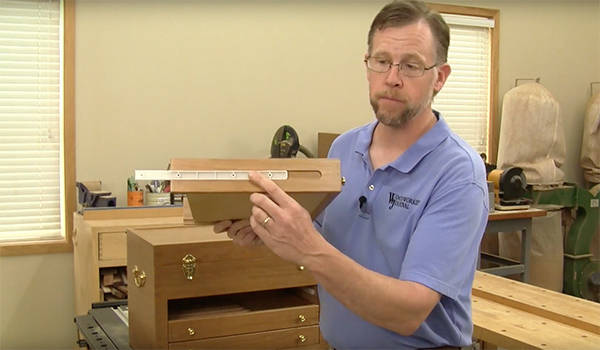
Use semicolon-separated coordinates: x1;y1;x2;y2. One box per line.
100;267;128;301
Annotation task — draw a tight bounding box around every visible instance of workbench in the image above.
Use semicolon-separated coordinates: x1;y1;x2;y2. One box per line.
76;272;600;350
472;271;600;349
479;208;547;283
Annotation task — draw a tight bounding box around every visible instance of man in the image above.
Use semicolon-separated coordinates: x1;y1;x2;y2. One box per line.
214;1;489;348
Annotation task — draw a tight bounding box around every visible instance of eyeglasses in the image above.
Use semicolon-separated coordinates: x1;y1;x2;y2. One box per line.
364;56;437;77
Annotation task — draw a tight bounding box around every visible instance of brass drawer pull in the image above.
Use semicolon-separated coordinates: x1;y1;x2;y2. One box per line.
298;314;306;322
132;266;146;287
188;328;195;336
299;334;306;343
182;254;197;280
297;265;305;271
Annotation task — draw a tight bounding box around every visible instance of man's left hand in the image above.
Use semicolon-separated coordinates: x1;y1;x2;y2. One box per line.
248;171;325;266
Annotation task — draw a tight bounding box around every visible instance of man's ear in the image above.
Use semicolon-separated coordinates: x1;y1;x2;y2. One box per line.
364;52;370;80
433;63;451;94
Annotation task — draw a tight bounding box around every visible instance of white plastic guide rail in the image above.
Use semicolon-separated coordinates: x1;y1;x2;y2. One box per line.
135;170;288;181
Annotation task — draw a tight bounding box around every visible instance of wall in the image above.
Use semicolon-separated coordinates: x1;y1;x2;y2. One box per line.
0;1;598;348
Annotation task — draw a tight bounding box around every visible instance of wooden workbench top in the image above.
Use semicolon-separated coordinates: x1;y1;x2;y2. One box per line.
472;271;600;349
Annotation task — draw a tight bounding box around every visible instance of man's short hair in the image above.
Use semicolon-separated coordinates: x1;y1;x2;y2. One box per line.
368;0;450;65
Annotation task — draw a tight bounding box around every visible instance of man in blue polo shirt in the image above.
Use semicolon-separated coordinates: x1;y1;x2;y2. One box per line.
214;0;489;349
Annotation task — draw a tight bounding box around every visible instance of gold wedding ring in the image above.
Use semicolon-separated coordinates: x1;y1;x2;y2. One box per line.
262;216;271;226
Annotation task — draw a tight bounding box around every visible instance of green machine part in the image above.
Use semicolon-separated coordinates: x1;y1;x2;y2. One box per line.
530;183;600;301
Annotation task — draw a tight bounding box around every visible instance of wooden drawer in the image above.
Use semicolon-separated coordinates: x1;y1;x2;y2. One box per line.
168;290;319;342
169;325;320;349
98;231;126;261
155;256;315;300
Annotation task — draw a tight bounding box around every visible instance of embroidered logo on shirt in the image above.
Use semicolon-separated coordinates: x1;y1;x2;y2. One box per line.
389;192;421;210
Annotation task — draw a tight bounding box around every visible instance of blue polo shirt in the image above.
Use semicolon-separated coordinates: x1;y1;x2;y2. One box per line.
314;111;489;349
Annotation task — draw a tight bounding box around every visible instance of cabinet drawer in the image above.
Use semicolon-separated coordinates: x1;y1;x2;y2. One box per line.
98;232;126;261
169;325;320;349
155;256;316;300
168;289;318;342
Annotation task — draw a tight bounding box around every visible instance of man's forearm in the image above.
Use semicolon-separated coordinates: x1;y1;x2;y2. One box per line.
304;238;437;336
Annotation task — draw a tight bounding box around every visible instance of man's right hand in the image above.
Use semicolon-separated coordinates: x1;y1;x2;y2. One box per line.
213;219;263;246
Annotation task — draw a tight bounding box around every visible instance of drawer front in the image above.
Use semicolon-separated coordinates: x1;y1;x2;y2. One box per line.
169;325;320;349
155;256;316;299
98;231;127;261
169;300;318;341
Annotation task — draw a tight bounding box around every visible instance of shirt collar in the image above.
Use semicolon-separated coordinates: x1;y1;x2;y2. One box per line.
354;110;451;173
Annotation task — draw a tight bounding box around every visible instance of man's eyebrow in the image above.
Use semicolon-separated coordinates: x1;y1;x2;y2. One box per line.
370;51;427;62
370;51;392;59
400;52;426;62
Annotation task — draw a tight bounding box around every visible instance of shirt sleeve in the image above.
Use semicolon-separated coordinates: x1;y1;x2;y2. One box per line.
398;181;488;300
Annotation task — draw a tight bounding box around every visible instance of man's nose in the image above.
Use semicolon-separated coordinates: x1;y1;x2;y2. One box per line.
384;64;404;87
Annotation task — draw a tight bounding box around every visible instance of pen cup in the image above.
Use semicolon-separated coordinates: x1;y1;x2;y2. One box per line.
127;191;144;207
145;192;171;206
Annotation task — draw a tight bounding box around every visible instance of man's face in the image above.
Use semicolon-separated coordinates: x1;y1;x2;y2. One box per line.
366;21;447;128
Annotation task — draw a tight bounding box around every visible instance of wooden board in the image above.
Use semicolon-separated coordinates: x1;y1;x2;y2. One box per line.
472;296;600;349
82;206;183;220
169;159;341;224
317;132;340;158
473;271;600;335
487;208;546;221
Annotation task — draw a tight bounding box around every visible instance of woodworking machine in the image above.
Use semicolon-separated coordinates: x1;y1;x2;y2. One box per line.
528;183;600;302
488;167;531;209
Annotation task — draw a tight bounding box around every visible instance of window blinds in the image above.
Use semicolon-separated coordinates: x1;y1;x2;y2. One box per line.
0;0;64;243
433;14;493;155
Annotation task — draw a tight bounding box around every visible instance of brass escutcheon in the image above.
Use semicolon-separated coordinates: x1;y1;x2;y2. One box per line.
182;254;197;280
132;265;146;287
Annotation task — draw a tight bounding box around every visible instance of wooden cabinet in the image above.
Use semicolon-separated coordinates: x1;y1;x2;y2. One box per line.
127;224;329;349
73;206;184;318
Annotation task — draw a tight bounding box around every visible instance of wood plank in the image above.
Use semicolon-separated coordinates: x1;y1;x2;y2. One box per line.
427;3;498;19
473;296;600;350
487;208;546;221
82;206;183;221
169;158;341;224
317;132;340;158
98;259;127;268
473;271;600;335
84;216;183;229
73;213;101;317
169;158;341;193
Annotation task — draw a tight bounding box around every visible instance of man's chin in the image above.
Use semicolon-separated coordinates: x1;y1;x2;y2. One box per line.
375;113;408;128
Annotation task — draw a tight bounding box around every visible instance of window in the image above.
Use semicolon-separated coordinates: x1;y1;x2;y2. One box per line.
428;4;499;161
0;0;75;255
